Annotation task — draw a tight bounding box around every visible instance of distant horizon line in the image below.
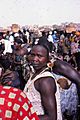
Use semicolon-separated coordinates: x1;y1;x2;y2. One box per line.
0;21;80;28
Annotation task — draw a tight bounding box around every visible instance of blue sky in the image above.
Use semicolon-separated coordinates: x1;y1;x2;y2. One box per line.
0;0;80;27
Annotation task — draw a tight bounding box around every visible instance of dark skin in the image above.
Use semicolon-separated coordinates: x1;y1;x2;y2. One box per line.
35;77;57;120
53;59;80;86
31;45;57;120
28;46;80;86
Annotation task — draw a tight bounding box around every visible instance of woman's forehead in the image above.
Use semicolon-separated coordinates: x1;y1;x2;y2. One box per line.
31;45;48;53
32;45;47;50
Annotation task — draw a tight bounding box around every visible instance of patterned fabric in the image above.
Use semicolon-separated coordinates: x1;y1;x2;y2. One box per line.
60;83;78;116
0;85;39;120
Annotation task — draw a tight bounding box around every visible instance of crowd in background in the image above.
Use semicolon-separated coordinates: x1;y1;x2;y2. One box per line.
0;26;80;119
0;27;80;71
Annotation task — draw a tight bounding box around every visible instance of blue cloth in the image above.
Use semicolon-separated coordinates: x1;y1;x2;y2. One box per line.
60;83;78;116
52;34;58;43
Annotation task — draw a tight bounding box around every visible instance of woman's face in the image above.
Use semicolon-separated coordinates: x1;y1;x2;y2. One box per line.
31;45;49;71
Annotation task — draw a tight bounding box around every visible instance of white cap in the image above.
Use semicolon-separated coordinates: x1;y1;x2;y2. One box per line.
14;33;19;37
54;31;57;34
49;31;52;35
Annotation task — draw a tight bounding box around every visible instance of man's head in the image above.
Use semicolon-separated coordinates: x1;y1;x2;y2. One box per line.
30;44;49;71
14;39;22;50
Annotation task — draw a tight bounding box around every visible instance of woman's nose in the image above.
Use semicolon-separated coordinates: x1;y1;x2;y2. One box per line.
33;55;39;61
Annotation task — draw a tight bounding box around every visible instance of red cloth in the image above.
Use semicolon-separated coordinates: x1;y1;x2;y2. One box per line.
0;85;39;120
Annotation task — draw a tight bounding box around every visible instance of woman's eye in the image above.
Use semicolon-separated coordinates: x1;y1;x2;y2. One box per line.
31;53;43;58
38;55;42;58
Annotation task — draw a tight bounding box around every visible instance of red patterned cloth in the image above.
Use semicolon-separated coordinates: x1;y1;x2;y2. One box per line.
0;85;39;120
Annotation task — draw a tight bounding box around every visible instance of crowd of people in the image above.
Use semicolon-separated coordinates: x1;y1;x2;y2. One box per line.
0;27;80;120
